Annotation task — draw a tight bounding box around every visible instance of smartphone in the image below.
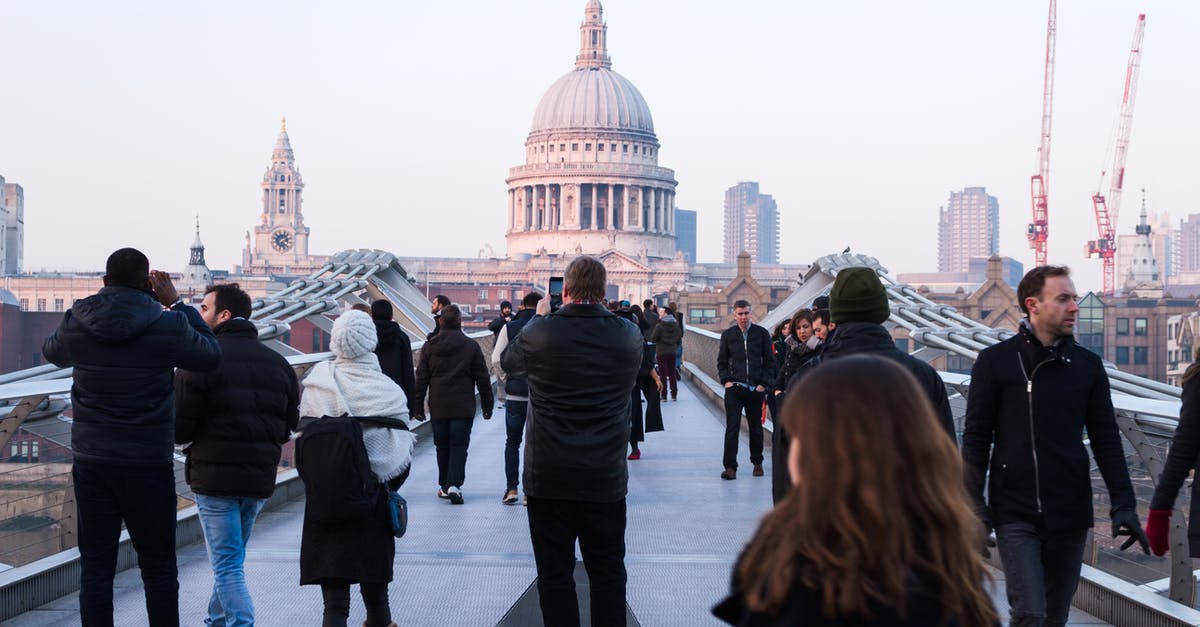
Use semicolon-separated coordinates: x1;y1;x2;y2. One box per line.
548;276;564;312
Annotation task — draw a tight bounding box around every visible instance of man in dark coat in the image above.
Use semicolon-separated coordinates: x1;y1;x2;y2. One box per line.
42;248;221;627
642;298;660;340
501;256;643;627
426;294;450;340
717;300;776;480
491;292;542;504
488;300;514;337
371;299;417;415
412;304;493;504
962;265;1148;627
174;283;299;627
650;306;682;401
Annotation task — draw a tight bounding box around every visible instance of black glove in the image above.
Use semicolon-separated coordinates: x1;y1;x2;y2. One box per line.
411;413;426;422
1112;509;1150;554
482;410;493;420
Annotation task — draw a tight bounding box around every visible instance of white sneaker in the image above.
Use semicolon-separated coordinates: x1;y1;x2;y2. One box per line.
437;487;450;499
447;486;464;505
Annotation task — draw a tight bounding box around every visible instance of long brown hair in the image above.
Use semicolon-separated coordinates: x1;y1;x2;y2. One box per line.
735;355;996;626
1183;346;1200;385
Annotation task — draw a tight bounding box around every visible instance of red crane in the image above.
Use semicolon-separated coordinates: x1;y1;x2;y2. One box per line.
1087;14;1146;296
1027;0;1056;267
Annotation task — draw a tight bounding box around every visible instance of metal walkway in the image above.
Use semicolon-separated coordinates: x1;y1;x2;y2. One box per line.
2;379;1106;626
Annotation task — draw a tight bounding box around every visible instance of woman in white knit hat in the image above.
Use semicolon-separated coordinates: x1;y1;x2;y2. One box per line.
298;310;415;627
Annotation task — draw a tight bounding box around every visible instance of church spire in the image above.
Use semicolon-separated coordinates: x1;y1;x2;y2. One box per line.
576;0;611;70
273;116;294;166
190;215;206;266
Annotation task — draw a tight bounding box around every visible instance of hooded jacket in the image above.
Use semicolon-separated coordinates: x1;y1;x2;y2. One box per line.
42;285;221;465
650;315;683;355
175;318;299;498
962;323;1135;529
412;327;493;420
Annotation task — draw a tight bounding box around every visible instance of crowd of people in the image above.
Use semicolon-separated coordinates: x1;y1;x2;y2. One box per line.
44;247;1176;627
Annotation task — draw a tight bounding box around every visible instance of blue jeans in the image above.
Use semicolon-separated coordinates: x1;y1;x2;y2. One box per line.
995;522;1088;627
504;400;528;491
431;417;474;489
195;494;267;627
73;459;179;627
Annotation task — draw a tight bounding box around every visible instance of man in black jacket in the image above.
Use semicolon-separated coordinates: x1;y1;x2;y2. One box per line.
771;268;956;503
487;300;513;337
426;293;450;340
412;304;493;504
371;299;417;415
717;299;776;480
43;248;221;627
491;292;541;504
963;265;1148;627
174;283;299;627
501;256;643;627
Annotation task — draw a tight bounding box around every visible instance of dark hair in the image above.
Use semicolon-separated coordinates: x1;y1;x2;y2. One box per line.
1017;265;1071;315
643;299;654;309
440;304;462;330
789;308;814;340
500;300;513;311
733;299;751;310
661;306;674;317
204;283;252;319
814;309;831;326
105;247;150;288
433;294;451;307
351;303;371;314
737;355;996;626
371;299;393;321
774;320;790;338
565;256;606;302
521;292;543;309
1184;346;1200;385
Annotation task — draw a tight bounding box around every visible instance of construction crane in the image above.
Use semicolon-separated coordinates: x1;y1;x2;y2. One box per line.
1087;14;1146;296
1027;0;1056;267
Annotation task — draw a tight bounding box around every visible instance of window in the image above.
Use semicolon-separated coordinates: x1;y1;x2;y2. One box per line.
19;298;27;311
1135;318;1148;336
610;144;616;152
623;144;628;153
479;289;489;299
540;145;545;153
54;299;64;312
497;290;508;300
36;299;46;312
1116;318;1129;335
560;144;566;151
548;144;554;152
1116;346;1130;364
572;143;579;151
633;145;639;154
598;143;604;151
689;307;717;324
1135;346;1149;365
585;143;591;151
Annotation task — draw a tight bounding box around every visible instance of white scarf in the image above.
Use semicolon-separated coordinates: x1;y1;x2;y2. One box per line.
300;354;415;482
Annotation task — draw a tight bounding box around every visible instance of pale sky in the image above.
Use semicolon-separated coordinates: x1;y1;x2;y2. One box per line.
2;1;1197;293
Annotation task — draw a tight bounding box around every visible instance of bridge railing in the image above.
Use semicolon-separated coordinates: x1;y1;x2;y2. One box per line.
683;320;1200;622
0;330;493;620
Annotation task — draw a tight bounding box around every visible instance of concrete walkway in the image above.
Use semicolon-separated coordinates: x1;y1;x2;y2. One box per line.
5;379;1107;626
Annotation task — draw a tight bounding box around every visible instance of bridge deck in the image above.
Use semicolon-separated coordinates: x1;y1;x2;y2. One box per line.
5;380;1106;626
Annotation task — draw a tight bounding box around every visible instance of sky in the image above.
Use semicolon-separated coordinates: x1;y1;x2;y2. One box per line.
2;1;1197;294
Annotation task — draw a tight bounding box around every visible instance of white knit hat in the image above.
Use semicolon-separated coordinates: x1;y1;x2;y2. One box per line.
330;310;377;359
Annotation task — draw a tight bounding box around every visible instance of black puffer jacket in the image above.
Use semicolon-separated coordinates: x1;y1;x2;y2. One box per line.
1150;373;1200;555
501;304;643;502
963;325;1135;529
42;286;221;465
650;316;683;355
175;319;300;498
717;323;777;388
412;328;493;420
373;319;416;415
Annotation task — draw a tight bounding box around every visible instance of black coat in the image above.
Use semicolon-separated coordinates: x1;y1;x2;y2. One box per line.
42;286;221;465
374;320;417;415
502;309;538;398
412;328;493;420
717;323;777;388
501;303;643;502
650;317;683;355
963;326;1136;529
488;313;511;337
174;319;300;499
1150;374;1200;555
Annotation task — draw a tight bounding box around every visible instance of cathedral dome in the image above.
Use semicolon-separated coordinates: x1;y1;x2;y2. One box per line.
530;68;655;137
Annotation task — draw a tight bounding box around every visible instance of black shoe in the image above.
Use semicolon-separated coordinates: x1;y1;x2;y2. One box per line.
447;486;464;505
720;468;736;480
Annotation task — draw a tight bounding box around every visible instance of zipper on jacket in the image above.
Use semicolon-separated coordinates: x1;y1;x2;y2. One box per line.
743;327;750;386
1017;354;1054;514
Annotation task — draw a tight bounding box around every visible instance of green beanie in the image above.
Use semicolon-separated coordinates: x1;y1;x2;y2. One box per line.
829;267;890;324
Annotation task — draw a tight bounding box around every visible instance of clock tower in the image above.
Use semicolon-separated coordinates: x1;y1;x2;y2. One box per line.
242;118;324;275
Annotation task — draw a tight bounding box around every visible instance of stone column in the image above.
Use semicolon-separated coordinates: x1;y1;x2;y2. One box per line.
533;185;542;230
608;184;616;229
622;185;632;229
507;189;514;232
591;184;599;230
649;187;658;233
666;191;673;234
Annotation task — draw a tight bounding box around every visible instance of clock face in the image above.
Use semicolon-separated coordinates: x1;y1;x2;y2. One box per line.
271;230;293;252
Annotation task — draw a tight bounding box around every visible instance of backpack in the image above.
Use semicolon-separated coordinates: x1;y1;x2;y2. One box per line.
295;415;380;524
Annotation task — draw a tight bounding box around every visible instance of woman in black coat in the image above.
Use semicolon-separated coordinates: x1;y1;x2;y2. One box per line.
1148;355;1200;556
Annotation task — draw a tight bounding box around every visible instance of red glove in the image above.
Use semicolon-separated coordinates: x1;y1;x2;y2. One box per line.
1146;509;1171;556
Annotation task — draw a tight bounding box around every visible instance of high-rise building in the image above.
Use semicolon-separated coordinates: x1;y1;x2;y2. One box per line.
1;176;23;275
675;208;697;262
1179;213;1200;274
937;187;999;273
723;182;778;264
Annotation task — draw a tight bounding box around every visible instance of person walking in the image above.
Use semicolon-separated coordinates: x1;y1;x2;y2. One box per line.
298;310;415;627
714;355;999;627
174;283;299;627
412;304;493;504
427;294;450;340
501;256;643;627
650;306;682;401
716;300;776;480
642;298;660;340
963;265;1148;627
491;292;542;504
370;299;417;417
1147;347;1200;557
42;248;221;627
628;341;664;460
